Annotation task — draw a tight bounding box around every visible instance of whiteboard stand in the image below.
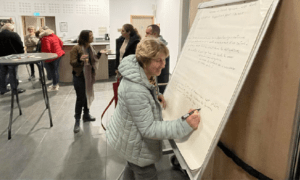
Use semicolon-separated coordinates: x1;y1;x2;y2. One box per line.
169;139;202;179
166;0;280;179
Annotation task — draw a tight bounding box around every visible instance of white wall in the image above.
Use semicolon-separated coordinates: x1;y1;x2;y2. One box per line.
0;0;185;74
156;0;181;74
0;0;109;42
109;0;156;52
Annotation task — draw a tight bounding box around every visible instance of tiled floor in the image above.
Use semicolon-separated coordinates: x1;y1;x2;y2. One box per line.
0;64;189;180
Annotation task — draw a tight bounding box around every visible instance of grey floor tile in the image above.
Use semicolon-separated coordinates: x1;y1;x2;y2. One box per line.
57;158;106;180
0;134;38;180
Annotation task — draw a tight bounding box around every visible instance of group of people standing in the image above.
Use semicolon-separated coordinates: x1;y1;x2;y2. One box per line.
0;24;64;95
0;22;201;179
24;25;65;91
64;23;201;179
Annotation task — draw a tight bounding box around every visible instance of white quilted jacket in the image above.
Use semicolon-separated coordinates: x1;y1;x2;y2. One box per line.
106;55;193;167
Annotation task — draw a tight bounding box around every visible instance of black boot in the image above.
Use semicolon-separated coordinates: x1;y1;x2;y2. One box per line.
73;119;80;133
83;114;96;122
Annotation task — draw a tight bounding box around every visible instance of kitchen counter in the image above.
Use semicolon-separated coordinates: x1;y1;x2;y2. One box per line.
59;43;109;82
63;41;110;46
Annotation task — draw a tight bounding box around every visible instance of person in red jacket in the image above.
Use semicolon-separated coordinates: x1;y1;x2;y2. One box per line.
39;28;65;91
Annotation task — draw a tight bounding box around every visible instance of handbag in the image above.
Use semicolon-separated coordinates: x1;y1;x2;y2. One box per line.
101;77;120;130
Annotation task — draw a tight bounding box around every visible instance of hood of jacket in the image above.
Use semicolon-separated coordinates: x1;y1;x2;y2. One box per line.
39;29;54;38
118;54;155;90
159;35;168;45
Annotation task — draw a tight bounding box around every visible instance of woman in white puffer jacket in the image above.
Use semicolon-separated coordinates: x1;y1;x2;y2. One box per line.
106;37;201;180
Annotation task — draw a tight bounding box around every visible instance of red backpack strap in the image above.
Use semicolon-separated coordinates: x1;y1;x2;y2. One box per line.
101;96;115;131
101;78;120;131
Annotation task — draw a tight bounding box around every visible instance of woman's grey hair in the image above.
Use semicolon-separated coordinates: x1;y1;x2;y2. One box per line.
1;23;14;31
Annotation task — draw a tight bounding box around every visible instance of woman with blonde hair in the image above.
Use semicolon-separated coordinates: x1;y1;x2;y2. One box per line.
24;26;39;80
115;23;141;75
107;37;200;179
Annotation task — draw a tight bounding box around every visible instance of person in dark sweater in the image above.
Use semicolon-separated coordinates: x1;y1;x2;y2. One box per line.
115;24;141;75
145;24;170;94
0;23;26;95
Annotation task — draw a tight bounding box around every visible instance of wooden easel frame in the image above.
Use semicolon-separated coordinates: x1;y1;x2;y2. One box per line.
168;0;281;179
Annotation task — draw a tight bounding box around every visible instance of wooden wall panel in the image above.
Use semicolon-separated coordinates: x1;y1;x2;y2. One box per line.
189;0;300;179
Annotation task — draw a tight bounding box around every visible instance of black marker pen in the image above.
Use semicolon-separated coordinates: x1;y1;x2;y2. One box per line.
181;108;201;120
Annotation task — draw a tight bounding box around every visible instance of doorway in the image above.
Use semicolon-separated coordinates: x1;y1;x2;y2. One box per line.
21;16;56;38
130;15;154;37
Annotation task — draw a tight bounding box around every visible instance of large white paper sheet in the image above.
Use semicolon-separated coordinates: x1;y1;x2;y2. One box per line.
162;0;274;171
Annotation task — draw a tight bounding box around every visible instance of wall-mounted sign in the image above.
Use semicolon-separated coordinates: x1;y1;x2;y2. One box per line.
60;22;68;32
98;27;107;36
33;12;40;16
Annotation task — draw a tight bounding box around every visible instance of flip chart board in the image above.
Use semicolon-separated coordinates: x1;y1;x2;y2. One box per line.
162;0;280;176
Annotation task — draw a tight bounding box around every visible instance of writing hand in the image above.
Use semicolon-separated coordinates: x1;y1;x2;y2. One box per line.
186;109;200;130
158;94;166;109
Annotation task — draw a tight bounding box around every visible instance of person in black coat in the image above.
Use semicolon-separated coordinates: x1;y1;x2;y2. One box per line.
145;24;170;94
115;24;141;74
0;23;25;95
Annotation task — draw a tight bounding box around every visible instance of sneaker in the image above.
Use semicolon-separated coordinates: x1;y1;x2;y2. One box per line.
52;84;59;91
48;85;53;91
48;84;59;91
28;75;35;81
17;88;26;94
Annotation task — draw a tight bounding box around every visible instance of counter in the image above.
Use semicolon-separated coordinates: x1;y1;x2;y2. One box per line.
59;42;109;83
63;41;110;46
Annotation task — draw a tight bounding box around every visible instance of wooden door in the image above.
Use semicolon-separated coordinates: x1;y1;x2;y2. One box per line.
130;15;154;37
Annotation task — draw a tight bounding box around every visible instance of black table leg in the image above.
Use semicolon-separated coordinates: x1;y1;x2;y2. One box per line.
37;62;53;127
8;66;22;140
15;90;22;116
8;90;14;140
13;66;22;115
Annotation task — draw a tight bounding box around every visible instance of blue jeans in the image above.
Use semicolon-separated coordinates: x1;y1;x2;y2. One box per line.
44;57;61;86
0;65;19;93
43;62;52;80
123;162;158;180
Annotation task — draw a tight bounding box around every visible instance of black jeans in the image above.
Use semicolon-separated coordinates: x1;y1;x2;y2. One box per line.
29;64;36;76
73;74;89;120
0;65;19;93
